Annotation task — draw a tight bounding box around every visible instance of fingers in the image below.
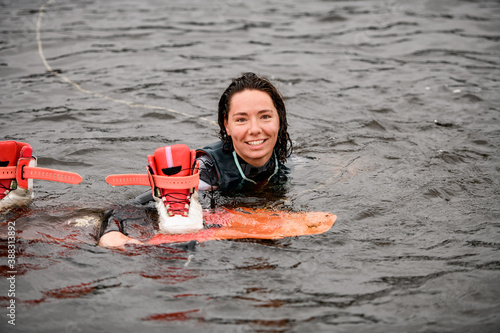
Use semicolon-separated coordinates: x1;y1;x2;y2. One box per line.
98;231;142;248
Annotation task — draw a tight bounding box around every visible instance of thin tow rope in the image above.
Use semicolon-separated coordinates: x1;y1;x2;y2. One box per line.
36;0;217;127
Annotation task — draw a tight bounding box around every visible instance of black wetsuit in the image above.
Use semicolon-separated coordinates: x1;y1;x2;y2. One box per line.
196;141;284;193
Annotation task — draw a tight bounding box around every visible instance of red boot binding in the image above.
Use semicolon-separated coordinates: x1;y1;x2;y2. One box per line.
0;141;83;210
106;144;203;234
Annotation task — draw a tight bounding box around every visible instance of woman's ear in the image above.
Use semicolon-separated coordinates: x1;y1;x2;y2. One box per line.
224;119;230;136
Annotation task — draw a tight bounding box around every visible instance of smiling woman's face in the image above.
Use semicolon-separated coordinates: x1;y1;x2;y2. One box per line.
224;89;280;167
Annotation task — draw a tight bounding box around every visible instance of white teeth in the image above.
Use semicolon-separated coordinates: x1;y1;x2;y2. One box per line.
247;140;264;146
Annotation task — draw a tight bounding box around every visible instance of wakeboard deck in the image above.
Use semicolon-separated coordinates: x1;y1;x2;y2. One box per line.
149;207;336;245
1;206;336;246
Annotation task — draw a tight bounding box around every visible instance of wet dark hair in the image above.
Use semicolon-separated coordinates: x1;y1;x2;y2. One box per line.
218;72;293;163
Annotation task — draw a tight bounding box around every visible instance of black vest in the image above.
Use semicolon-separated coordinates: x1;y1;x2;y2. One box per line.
196;141;288;194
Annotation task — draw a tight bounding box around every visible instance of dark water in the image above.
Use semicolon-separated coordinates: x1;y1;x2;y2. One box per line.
1;0;500;331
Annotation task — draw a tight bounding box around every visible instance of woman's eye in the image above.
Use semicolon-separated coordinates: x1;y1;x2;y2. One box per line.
235;118;246;123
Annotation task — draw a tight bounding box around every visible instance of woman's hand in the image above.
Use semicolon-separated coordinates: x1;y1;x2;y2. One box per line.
98;231;142;248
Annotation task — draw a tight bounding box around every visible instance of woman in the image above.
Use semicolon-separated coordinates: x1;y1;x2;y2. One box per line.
99;72;293;247
198;72;292;191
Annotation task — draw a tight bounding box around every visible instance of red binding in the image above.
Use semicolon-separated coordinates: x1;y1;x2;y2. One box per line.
105;145;199;193
0;141;83;192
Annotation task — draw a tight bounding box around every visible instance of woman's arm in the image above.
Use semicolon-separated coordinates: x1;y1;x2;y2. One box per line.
197;154;219;191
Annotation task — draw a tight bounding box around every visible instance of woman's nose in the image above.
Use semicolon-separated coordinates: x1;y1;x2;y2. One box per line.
248;119;262;135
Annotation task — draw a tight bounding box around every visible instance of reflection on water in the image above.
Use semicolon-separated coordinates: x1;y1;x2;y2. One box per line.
1;0;499;331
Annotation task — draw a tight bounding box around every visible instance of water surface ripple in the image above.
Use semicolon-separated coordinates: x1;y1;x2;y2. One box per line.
1;0;499;332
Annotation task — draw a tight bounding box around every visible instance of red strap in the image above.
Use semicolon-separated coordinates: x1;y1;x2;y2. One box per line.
153;173;199;189
22;166;83;185
105;174;150;187
106;173;199;190
0;166;16;179
0;166;82;185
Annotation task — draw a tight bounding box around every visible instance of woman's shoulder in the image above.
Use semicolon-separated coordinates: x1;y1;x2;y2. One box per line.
196;141;231;162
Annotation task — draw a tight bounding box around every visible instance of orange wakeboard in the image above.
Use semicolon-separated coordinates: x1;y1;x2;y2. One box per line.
0;207;335;246
149;207;336;245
